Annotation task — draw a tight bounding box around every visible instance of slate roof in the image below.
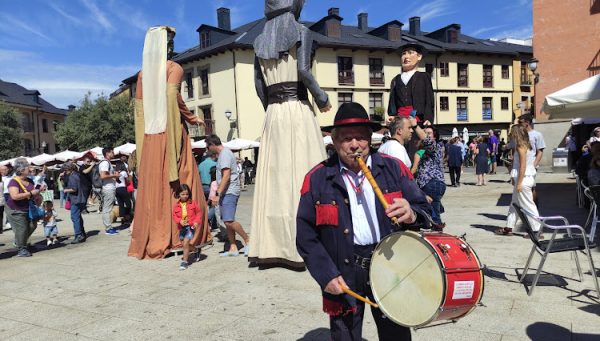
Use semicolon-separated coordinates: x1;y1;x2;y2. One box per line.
173;16;531;65
0;79;67;116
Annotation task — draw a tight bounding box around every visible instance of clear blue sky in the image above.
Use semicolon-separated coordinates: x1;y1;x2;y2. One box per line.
0;0;532;108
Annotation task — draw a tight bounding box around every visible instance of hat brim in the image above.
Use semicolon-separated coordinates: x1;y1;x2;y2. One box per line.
322;121;383;133
399;43;427;55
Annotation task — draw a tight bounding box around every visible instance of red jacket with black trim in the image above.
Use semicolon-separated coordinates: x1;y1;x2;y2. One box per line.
296;152;431;316
172;200;202;229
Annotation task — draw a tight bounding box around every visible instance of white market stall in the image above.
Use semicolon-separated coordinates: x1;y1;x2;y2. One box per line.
53;150;84;162
543;74;600;119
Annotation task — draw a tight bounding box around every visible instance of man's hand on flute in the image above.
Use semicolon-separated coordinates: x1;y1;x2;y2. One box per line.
385;198;417;224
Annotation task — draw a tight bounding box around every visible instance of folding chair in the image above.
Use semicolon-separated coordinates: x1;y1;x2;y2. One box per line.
576;175;585;208
513;203;600;297
584;185;599;243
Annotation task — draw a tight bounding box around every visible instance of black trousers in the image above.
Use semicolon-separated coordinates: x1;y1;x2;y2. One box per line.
330;245;411;341
0;205;4;232
448;166;461;186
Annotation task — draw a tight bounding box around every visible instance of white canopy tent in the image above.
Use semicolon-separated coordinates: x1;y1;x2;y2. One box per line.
53;150;84;162
543;74;600;119
29;153;56;166
0;156;30;166
223;138;260;151
191;139;207;149
114;143;136;156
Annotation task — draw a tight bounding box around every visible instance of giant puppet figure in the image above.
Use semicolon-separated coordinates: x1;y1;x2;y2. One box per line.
248;0;331;269
128;26;211;259
388;43;434;157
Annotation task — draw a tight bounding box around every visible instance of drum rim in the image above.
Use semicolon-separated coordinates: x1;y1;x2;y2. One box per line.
369;231;446;327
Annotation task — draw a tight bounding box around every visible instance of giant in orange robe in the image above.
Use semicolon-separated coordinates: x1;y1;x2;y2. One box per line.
128;60;211;259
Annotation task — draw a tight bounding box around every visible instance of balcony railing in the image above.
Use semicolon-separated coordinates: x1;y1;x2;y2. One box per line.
338;71;354;85
482;109;493;120
520;75;532;85
457;109;468;121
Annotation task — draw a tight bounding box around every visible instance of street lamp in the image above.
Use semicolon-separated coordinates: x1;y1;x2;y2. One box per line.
224;109;232;120
527;58;539;83
40;140;47;153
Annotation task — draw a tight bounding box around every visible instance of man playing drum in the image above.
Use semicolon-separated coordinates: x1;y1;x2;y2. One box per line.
296;102;431;341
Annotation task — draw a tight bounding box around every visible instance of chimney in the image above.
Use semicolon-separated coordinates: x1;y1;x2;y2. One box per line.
409;16;421;35
328;7;339;16
68;105;76;112
358;13;368;32
217;7;231;31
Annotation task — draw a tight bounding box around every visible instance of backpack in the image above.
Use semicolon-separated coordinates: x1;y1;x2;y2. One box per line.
92;160;109;189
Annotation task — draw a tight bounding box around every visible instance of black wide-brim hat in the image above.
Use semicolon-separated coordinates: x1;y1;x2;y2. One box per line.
399;42;426;55
321;102;383;133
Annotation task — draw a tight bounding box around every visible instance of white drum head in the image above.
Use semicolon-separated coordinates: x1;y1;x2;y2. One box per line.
370;231;444;327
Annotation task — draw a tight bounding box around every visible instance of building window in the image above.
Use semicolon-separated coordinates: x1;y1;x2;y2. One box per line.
439;62;449;77
52;120;59;132
199;68;209;96
520;63;530;85
483;65;493;88
202;106;214;135
23;139;33;155
440;96;449;111
184;70;194;99
338;92;353;106
187;109;201;138
200;31;210;49
42;119;48;133
447;29;458;43
482;97;493;120
368;93;384;121
425;63;434;78
338;56;354;85
457;64;468;87
501;97;509;110
369;58;384;85
457;97;468;121
502;65;509;79
43;144;49;153
55;144;60;152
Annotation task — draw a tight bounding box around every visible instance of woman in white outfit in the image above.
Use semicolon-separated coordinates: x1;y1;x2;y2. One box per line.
496;125;541;236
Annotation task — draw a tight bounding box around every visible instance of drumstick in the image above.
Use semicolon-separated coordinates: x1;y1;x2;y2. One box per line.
354;155;400;225
342;286;379;309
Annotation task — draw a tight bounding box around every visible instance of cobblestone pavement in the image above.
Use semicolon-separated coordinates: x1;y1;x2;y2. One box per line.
0;169;598;340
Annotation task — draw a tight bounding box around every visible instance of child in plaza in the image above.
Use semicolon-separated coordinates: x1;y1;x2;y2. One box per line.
42;201;58;246
172;184;202;270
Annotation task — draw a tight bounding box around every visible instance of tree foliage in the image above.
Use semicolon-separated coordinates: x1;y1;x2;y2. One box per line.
55;94;134;151
0;103;24;159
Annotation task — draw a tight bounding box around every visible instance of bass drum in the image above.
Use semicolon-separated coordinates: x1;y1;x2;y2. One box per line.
369;231;484;327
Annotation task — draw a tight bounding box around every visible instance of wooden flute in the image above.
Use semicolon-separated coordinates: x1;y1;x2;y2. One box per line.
354;154;400;226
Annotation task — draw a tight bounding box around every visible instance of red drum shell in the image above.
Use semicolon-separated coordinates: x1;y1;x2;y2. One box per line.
369;231;484;327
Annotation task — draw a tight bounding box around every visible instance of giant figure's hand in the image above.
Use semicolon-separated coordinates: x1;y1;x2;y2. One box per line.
319;103;332;113
324;276;348;295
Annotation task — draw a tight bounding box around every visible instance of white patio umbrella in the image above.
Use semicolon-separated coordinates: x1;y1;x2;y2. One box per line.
224;138;260;151
452;127;459;138
54;150;83;162
114;143;136;156
191;139;207;149
543;74;600;119
463;127;469;143
29;153;56;166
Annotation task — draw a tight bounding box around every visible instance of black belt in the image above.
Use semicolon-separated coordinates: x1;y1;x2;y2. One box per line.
267;81;308;105
354;254;371;270
353;244;376;270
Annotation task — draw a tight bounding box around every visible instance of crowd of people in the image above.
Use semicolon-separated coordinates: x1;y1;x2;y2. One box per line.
0;147;136;256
